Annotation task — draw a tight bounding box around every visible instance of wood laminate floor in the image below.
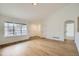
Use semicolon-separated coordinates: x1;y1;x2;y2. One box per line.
0;38;79;56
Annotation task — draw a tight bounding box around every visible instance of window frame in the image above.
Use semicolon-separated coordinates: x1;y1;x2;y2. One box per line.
4;22;27;37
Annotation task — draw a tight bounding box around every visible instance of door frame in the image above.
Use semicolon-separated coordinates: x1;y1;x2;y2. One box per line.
64;20;75;41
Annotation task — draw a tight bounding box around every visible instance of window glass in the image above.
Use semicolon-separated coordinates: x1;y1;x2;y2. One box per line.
14;24;21;36
4;22;27;37
21;25;27;35
5;23;14;37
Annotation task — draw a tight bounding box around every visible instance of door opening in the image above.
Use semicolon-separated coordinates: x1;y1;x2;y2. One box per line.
64;20;75;40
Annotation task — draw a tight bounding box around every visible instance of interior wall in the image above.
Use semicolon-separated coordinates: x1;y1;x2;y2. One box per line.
42;4;79;51
0;16;31;45
0;15;30;45
28;20;42;37
0;15;42;45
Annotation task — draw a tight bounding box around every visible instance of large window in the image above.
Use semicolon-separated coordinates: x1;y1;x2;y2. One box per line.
4;22;27;37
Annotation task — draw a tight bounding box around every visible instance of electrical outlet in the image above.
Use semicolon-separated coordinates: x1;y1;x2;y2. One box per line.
53;37;59;39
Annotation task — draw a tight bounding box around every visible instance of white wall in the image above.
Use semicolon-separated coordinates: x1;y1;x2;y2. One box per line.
0;15;30;45
28;20;42;37
43;4;79;51
0;16;41;45
0;15;42;45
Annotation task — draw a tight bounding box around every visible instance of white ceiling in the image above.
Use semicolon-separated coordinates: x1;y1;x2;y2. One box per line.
0;3;69;21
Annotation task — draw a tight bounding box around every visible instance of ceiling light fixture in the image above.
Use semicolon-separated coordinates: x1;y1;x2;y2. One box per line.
33;3;37;5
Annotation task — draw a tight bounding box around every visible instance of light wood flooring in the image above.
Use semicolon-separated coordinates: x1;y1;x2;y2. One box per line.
0;37;79;56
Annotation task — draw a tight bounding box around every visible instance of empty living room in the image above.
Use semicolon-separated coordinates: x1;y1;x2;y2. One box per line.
0;2;79;56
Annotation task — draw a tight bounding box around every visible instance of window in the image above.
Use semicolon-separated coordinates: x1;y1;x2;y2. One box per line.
21;24;27;35
4;22;27;37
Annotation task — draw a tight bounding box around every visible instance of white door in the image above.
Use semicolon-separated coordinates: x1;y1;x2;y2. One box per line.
65;22;74;40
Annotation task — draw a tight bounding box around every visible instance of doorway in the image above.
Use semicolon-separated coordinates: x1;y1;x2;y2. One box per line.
64;20;75;40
